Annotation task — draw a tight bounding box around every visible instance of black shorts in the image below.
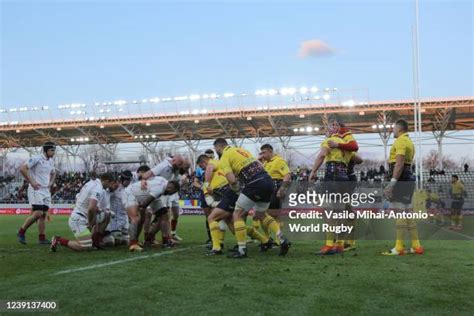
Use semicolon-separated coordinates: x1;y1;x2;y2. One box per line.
216;188;239;213
451;200;464;210
241;173;273;203
391;180;415;204
269;191;282;209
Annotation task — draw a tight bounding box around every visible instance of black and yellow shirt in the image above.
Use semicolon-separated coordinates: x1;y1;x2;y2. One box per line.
219;146;257;176
389;132;414;165
207;159;228;191
263;155;290;180
321;135;349;165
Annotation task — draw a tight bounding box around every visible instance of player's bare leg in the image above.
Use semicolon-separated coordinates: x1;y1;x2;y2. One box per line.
51;235;93;252
127;205;143;252
170;206;182;241
160;212;175;247
18;209;44;244
37;213;49;244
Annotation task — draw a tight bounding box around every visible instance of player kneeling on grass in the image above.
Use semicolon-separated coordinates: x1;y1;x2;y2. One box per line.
50;172;115;252
124;172;180;252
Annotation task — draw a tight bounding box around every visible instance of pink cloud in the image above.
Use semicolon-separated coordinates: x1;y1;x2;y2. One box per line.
298;39;336;58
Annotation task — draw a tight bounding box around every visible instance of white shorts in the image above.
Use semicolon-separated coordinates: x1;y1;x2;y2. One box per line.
236;193;269;213
169;193;180;208
68;212;93;248
27;187;51;208
108;213;129;232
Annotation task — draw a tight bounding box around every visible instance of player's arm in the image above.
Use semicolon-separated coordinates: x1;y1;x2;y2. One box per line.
87;198;99;229
277;161;292;197
203;163;216;194
310;147;329;181
49;168;56;190
19;159;40;189
328;137;358;152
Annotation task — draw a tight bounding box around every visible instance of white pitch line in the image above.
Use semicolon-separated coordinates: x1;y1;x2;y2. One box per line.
424;222;474;240
53;246;200;275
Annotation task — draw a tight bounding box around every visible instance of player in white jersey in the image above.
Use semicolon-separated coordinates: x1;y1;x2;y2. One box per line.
124;167;180;252
17;142;56;245
104;170;133;246
50;173;115;252
141;155;190;242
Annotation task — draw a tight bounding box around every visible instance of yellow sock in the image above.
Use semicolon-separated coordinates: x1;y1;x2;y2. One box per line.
458;215;463;226
335;239;344;247
209;221;222;251
395;219;406;251
234;219;247;251
246;226;269;244
261;214;282;241
325;232;335;247
346;239;356;246
407;219;421;249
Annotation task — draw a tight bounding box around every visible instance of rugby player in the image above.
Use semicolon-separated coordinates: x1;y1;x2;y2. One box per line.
257;144;291;243
141;154;190;241
449;175;466;230
50;172;115;252
382;119;423;255
197;154;271;256
105;170;133;246
213;138;291;258
124;170;180;252
17;142;56;245
326;121;362;251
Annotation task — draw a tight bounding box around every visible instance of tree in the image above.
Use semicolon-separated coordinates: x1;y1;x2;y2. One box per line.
423;149;456;170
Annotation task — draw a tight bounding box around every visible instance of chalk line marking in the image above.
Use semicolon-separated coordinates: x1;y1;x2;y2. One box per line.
53;245;201;275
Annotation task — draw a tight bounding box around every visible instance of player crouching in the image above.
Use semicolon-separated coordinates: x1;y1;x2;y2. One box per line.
50;172;116;252
123;169;180;252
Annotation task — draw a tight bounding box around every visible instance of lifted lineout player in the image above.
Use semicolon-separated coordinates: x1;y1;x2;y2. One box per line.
18;142;56;245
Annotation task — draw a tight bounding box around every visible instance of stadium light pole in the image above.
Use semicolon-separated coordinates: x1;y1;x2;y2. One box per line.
412;0;423;190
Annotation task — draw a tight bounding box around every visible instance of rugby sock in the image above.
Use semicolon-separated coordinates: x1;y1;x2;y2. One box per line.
262;214;284;242
246;226;269;244
458;215;463;227
18;228;26;236
209;221;222;251
395;219;406;251
171;219;178;233
234;219;247;254
162;235;170;244
335;239;344;247
407;219;421;249
58;237;69;246
325;233;335;247
218;229;225;245
39;234;46;241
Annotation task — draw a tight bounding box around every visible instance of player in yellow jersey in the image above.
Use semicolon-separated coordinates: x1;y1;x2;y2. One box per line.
213;138;291;258
309;120;352;255
382;119;423;256
197;154;272;256
256;144;291;243
327;122;362;251
449;175;466;230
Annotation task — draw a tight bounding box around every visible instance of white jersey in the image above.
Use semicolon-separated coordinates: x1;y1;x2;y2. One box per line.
73;179;105;217
111;185;126;215
151;158;179;181
125;176;168;200
25;154;54;189
99;189;111;212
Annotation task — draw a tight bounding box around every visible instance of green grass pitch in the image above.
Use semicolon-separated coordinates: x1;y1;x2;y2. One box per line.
1;215;473;315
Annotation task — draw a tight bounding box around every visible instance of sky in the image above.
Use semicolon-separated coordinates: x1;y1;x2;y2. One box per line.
0;0;473;164
1;0;472;108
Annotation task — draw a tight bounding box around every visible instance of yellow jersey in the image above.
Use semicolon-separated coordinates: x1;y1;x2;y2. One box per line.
451;181;465;195
321;135;350;165
207;159;228;190
219;146;257;176
263;155;290;180
389;132;414;164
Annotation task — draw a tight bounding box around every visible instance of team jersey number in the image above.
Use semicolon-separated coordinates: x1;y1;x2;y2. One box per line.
236;149;250;158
